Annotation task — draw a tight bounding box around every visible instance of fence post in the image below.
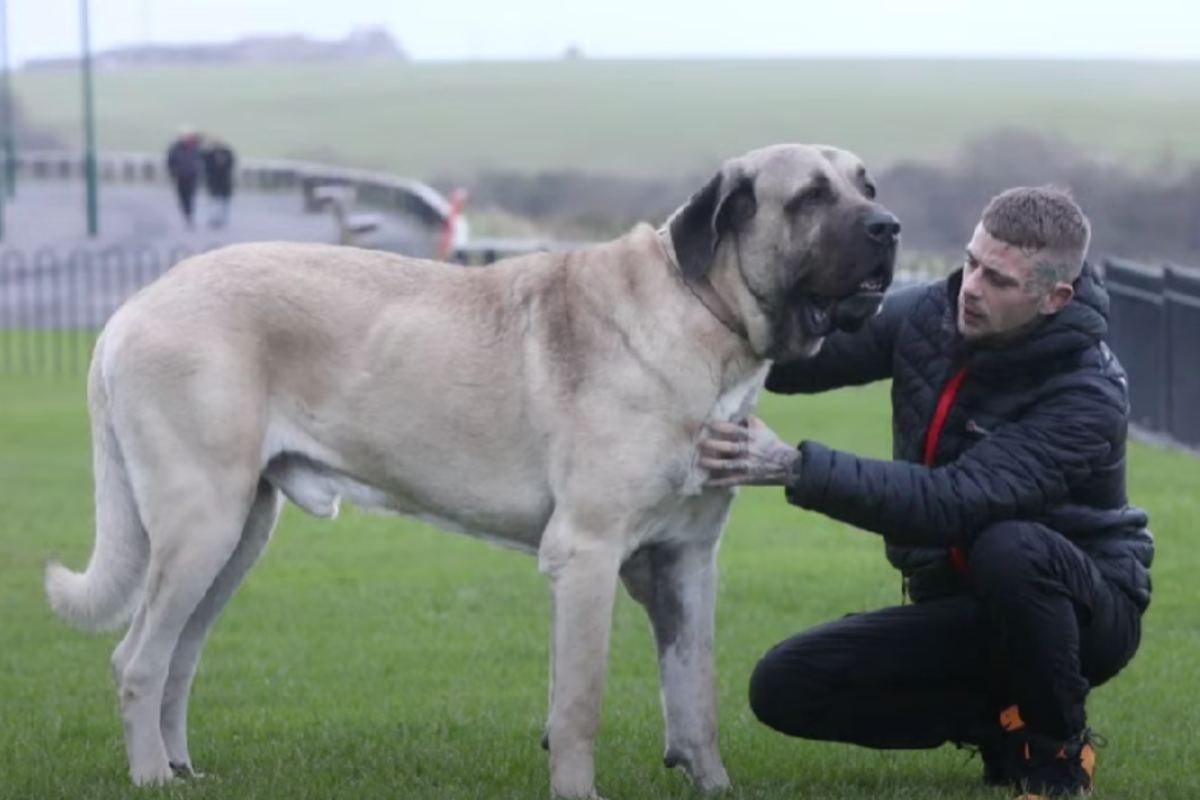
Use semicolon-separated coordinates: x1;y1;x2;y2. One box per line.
1103;258;1169;434
1165;265;1200;447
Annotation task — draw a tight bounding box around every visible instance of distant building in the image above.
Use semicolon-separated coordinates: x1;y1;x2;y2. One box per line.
25;26;406;70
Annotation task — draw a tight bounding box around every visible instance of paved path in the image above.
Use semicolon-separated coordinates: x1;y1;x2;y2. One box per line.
0;182;435;253
0;182;441;331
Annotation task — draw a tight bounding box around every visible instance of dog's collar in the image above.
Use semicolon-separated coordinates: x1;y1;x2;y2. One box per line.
656;230;749;341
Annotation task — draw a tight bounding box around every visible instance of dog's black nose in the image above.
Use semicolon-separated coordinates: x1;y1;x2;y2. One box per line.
865;210;901;243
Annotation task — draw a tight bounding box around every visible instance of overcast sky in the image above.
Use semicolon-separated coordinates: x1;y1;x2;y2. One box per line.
8;0;1199;65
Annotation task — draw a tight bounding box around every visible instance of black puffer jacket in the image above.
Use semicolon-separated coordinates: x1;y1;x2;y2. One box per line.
767;263;1154;610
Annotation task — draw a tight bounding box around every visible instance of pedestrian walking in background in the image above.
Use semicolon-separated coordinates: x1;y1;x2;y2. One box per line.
202;137;237;230
165;127;202;229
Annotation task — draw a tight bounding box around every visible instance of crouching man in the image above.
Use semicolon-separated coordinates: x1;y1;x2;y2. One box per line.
701;186;1153;798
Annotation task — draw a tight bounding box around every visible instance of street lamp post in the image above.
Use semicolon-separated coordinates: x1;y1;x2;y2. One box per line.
0;0;9;241
1;0;15;200
80;0;99;236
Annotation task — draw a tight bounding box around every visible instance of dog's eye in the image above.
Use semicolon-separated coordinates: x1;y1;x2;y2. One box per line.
863;182;877;200
785;183;832;215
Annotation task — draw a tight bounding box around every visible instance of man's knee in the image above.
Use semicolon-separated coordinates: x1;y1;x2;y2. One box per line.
748;638;830;735
964;520;1080;606
748;651;785;730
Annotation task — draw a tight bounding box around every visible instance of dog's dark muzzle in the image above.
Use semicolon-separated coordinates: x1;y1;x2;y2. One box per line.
796;207;899;338
832;290;886;332
800;289;886;337
827;210;899;332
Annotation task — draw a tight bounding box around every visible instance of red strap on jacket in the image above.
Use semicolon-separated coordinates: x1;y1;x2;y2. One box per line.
923;366;967;466
923;365;969;575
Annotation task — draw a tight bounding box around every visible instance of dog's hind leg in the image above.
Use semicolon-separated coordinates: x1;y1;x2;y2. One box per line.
113;467;258;786
159;478;283;777
112;600;147;691
106;372;266;786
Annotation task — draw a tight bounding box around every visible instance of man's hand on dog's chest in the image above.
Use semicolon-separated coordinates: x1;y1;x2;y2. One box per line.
699;416;801;488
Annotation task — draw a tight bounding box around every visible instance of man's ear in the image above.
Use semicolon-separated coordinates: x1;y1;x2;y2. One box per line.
1041;283;1075;315
669;171;757;281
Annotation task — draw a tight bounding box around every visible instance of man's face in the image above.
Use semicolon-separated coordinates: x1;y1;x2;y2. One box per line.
957;224;1070;342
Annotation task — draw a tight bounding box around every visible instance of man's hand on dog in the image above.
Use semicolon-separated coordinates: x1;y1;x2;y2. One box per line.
700;416;800;488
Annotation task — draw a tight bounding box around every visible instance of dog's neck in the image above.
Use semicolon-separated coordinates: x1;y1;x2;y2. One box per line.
653;228;768;400
655;229;749;343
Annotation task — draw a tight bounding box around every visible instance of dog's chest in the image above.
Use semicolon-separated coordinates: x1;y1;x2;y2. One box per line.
709;364;770;425
678;363;770;496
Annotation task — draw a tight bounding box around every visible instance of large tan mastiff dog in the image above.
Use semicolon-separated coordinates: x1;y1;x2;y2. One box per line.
45;144;898;797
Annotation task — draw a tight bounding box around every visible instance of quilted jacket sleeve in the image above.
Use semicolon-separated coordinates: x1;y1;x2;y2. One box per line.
784;382;1123;546
765;282;926;394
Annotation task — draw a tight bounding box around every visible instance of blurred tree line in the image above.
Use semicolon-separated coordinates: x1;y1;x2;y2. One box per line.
443;129;1200;267
0;88;63;149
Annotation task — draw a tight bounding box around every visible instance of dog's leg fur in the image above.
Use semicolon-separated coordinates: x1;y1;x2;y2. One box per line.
619;517;731;790
112;601;147;694
159;479;283;775
115;467;257;785
539;513;624;799
104;354;267;785
541;586;556;753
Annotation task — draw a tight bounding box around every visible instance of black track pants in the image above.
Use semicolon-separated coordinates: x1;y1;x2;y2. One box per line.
748;521;1142;746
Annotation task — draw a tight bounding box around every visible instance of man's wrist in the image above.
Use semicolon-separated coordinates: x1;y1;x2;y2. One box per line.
782;444;804;486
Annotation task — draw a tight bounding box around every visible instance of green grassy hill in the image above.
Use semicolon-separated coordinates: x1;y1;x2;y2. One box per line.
14;59;1200;179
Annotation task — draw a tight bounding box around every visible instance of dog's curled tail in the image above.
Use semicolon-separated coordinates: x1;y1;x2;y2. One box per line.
45;334;148;632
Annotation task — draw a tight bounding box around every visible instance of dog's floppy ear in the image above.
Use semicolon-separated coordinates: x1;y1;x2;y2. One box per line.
670;171;757;281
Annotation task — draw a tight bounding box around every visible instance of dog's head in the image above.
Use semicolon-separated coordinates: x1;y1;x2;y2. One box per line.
667;144;899;360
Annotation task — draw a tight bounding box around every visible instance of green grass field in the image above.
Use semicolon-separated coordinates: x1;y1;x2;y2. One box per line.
2;374;1198;799
14;59;1200;179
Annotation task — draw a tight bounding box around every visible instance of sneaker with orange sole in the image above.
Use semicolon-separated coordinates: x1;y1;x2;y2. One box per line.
1012;724;1097;798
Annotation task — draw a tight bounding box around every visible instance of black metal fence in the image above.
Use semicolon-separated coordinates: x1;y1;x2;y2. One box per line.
0;245;201;376
0;240;551;377
1104;257;1200;449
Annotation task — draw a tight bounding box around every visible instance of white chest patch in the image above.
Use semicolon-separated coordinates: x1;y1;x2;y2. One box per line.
710;363;771;425
680;363;771;496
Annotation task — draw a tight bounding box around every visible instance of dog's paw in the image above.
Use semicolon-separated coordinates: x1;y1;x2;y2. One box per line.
170;762;207;780
131;764;179;787
664;749;730;793
695;770;732;793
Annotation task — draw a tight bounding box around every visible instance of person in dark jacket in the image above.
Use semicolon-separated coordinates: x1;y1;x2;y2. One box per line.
699;186;1152;799
201;137;237;229
165;128;202;229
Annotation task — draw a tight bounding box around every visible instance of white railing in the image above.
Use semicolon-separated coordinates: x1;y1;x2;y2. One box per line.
9;149;453;232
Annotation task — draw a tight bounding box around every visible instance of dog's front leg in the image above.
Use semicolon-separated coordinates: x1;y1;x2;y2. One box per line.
621;538;730;792
539;522;623;800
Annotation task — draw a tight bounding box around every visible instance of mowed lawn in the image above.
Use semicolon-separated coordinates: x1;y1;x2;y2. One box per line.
1;374;1198;799
14;59;1200;178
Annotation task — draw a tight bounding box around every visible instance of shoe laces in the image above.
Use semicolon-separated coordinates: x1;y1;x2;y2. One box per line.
1081;728;1108;750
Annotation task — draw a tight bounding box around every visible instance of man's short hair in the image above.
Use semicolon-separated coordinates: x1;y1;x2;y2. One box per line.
981;186;1091;293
